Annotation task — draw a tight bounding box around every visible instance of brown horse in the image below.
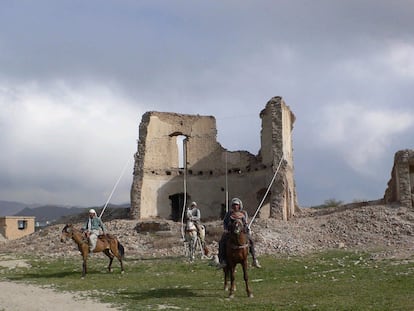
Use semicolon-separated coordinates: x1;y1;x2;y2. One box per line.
60;224;125;278
223;216;253;298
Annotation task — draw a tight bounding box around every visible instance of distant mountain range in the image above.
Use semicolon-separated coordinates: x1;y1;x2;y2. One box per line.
0;200;129;224
0;200;36;216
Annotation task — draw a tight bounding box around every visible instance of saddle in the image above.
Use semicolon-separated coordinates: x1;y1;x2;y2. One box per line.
98;233;115;240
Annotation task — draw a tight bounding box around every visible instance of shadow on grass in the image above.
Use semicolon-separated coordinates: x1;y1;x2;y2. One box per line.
6;270;79;280
124;255;184;262
4;266;120;280
118;287;218;301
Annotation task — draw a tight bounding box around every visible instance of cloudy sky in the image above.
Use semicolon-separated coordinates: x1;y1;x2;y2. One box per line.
0;1;413;208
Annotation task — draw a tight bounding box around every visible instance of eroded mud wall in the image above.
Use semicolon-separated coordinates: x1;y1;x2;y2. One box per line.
130;97;298;221
384;149;414;208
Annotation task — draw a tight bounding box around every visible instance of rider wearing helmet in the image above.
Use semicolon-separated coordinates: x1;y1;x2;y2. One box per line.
82;208;106;253
218;198;261;268
186;201;205;246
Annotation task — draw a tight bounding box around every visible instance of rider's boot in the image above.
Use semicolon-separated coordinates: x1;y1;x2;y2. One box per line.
252;258;262;268
89;240;95;255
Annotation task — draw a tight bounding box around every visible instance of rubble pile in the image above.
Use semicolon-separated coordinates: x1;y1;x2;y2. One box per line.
1;204;414;260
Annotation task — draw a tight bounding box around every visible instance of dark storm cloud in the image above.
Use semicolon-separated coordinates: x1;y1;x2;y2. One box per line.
0;0;413;206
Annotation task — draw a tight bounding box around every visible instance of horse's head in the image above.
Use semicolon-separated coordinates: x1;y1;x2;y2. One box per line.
185;219;196;231
229;217;245;235
60;224;73;242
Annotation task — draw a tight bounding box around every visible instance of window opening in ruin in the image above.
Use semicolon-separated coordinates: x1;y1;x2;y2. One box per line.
176;135;187;169
169;193;189;222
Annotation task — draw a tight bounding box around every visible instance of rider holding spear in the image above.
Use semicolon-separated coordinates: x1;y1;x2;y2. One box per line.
217;198;261;268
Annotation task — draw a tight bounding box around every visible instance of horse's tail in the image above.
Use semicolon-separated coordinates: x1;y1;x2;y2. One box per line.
118;241;125;259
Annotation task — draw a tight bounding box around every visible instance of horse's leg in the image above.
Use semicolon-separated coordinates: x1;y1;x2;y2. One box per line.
223;266;229;291
104;249;114;272
113;240;125;273
82;250;88;278
191;234;197;261
199;227;206;257
242;259;253;298
229;264;236;298
187;233;196;261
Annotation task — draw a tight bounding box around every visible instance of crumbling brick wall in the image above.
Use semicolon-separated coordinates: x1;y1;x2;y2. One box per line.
384;149;414;208
130;96;299;221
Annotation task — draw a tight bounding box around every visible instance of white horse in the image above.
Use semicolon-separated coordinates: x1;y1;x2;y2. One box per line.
184;219;206;261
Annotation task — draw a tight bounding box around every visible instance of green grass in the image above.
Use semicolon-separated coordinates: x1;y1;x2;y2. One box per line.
1;250;414;310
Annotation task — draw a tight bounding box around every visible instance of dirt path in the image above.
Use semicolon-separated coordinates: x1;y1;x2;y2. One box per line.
0;256;118;310
0;281;118;311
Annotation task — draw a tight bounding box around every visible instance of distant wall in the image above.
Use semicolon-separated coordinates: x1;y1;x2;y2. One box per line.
384;149;414;208
130;96;299;221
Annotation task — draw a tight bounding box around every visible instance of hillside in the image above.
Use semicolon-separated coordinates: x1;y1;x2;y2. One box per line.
0;201;130;224
0;200;31;216
1;203;414;261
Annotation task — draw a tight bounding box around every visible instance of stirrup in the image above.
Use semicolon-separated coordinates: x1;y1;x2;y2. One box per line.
252;259;261;268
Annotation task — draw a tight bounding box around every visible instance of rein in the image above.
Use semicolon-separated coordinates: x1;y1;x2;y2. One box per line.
229;219;248;250
231;243;249;249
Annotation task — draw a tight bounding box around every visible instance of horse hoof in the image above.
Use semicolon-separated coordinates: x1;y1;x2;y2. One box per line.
229;294;234;299
121;270;125;274
248;293;254;298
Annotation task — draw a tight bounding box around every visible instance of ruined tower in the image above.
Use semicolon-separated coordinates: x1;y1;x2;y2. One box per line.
130;96;299;221
384;149;414;208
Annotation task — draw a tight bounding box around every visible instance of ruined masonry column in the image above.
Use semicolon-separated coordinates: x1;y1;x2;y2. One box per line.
396;150;413;208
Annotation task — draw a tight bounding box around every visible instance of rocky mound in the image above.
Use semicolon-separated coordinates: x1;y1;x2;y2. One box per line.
1;204;414;260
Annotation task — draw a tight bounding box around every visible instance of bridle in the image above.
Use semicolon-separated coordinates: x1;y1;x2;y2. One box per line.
229;218;248;249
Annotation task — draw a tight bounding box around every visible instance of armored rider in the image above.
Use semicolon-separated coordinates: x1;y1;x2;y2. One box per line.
218;198;261;268
186;201;204;242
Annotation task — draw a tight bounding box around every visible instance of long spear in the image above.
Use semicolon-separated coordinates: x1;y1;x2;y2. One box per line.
248;154;284;230
99;157;131;219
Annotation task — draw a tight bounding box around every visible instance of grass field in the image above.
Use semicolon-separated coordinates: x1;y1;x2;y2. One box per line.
1;250;414;310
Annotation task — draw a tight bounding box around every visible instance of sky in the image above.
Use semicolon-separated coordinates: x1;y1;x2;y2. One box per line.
0;0;413;208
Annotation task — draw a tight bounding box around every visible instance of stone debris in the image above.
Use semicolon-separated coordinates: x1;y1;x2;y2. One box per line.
1;204;414;260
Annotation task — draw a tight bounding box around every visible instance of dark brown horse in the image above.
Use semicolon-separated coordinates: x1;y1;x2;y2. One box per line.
60;224;125;278
223;216;253;298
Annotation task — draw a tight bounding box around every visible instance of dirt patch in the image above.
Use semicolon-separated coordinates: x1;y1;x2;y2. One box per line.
0;281;118;311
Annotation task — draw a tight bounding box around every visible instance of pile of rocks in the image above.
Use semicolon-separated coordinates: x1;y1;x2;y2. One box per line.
1;204;414;260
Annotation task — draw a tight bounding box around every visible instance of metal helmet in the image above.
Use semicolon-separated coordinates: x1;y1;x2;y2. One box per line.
230;198;243;210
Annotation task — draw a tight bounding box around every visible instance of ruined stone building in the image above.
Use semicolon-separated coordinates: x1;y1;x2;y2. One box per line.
130;96;299;221
384;149;414;208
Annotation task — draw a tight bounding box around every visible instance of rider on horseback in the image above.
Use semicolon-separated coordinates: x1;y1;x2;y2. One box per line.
186;201;205;245
218;198;261;268
82;209;106;253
